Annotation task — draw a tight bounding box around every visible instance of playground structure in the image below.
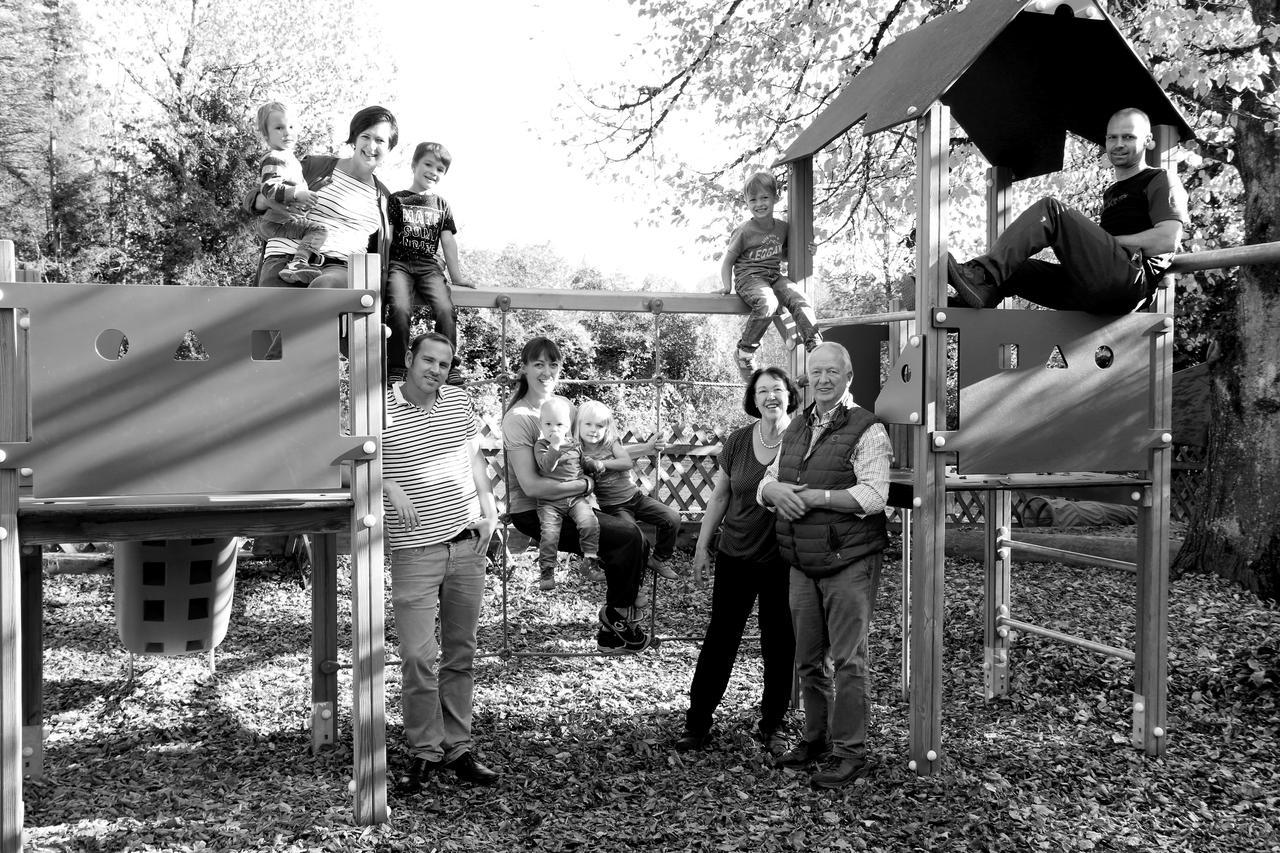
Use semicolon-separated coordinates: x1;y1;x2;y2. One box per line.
773;0;1196;775
2;0;1276;848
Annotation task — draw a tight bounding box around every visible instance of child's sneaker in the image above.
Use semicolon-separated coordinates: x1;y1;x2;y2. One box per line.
539;566;555;591
598;605;650;652
445;366;465;386
596;627;627;654
804;332;824;353
280;259;322;284
580;555;606;582
735;348;756;381
648;555;678;580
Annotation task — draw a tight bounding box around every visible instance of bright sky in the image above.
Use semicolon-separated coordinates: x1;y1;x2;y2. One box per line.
372;0;715;289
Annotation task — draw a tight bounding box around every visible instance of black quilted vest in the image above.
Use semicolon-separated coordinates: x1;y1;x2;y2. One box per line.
776;401;889;578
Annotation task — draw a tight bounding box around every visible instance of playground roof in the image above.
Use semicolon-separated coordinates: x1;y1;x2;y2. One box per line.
776;0;1195;179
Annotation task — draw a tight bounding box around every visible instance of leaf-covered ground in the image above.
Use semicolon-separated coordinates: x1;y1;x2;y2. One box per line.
24;538;1280;852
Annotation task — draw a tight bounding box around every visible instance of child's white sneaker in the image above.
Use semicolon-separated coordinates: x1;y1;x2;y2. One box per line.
735;347;756;380
280;259;322;284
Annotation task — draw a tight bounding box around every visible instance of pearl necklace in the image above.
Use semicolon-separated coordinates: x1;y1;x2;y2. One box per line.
756;422;782;449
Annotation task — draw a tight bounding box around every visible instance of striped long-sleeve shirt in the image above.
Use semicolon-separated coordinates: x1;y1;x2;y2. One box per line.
258;147;305;205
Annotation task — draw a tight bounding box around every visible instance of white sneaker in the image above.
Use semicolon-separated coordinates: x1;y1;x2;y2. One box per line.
735;348;756;380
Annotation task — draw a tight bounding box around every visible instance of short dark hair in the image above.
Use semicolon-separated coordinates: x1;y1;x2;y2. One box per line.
409;331;454;358
412;141;452;170
347;105;399;150
743;366;801;418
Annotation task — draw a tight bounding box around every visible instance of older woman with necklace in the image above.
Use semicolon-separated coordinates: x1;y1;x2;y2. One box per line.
676;365;801;757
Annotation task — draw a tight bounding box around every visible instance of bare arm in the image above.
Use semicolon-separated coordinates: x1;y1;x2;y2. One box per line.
720;231;743;294
440;231;472;287
692;470;731;578
467;436;498;555
1113;219;1182;255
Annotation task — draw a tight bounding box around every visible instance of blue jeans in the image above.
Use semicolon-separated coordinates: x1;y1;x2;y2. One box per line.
387;265;456;367
734;274;820;352
536;497;600;571
789;553;882;759
257;253;350;289
600;492;680;560
390;540;486;762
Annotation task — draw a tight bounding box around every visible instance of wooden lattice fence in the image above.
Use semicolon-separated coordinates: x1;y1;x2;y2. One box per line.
477;419;1199;526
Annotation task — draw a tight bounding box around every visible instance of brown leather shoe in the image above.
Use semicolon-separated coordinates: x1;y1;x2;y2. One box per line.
446;752;500;786
775;738;831;769
810;755;873;789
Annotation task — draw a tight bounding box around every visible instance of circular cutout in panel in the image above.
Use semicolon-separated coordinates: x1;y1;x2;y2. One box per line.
901;364;912;382
95;329;129;360
1094;345;1114;369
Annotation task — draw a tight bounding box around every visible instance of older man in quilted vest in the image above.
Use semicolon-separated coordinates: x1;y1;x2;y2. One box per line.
759;342;892;788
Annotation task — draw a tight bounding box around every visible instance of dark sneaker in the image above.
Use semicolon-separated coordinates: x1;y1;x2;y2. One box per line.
396;756;444;794
804;332;823;353
810;755;873;789
445;366;465;386
775;738;831;769
945;252;1000;309
598;605;650;652
581;555;606;582
648;555;678;581
387;367;407;388
539;566;555;591
675;730;711;752
597;627;627;653
446;752;500;786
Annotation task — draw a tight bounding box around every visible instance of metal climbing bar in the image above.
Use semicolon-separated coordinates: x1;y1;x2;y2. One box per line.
996;534;1137;574
996;615;1135;663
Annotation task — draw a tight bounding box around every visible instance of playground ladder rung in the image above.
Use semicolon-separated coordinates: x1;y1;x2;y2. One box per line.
997;536;1137;574
996;616;1134;663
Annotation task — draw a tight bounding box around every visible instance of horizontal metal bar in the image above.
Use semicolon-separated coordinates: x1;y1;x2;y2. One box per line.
997;616;1134;662
818;310;915;328
1166;241;1280;274
997;536;1136;573
452;287;749;315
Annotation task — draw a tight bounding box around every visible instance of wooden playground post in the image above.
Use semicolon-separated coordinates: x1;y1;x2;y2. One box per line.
907;103;949;775
0;239;25;853
1132;125;1178;756
787;157;816;383
346;254;387;824
983;165;1014;701
310;533;339;751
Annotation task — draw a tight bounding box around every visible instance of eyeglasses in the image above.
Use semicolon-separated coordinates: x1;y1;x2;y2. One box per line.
754;386;786;397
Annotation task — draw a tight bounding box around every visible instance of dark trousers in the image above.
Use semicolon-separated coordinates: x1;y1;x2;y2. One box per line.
685;550;795;737
600;492;681;560
387;266;456;367
979;197;1148;314
510;508;648;610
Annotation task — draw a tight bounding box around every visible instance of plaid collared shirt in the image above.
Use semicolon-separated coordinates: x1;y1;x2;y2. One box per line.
758;392;891;516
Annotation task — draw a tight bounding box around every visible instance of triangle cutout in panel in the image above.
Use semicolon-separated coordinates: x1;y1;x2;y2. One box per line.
173;330;211;361
1044;345;1068;369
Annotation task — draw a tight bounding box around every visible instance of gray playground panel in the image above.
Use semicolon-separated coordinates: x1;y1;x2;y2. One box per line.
939;307;1163;475
1;282;375;499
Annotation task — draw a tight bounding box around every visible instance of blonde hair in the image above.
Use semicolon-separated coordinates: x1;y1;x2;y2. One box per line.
575;399;618;445
256;101;288;139
743;171;779;198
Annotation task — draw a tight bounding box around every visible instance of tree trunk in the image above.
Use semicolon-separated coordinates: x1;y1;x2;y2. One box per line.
1172;106;1280;602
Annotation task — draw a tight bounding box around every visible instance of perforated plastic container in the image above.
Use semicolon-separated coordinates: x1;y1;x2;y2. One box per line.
114;537;239;655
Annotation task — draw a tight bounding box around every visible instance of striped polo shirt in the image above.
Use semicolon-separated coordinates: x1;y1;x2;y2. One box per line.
382;382;480;551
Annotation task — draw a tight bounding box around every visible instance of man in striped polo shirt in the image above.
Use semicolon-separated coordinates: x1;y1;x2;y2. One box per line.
384;331;501;792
